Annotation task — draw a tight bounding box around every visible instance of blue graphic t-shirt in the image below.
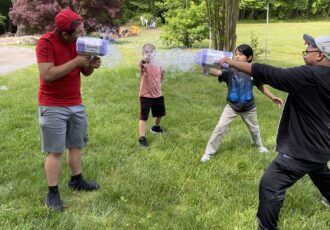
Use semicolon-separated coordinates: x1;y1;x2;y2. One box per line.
219;68;261;112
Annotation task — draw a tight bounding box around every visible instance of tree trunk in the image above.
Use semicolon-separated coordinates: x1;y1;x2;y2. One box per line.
205;0;239;52
15;24;26;36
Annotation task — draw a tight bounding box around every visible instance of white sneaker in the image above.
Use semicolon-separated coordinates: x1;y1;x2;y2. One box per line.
322;197;330;208
258;146;269;153
200;154;211;163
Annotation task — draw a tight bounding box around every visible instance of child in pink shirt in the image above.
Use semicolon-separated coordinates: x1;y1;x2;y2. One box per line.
138;43;166;147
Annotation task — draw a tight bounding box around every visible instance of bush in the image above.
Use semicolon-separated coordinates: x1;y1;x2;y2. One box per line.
250;31;264;61
160;2;208;48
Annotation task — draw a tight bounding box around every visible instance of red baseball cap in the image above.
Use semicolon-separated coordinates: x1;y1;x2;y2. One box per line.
55;9;83;32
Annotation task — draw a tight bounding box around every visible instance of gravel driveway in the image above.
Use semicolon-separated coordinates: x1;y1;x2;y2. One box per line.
0;46;37;76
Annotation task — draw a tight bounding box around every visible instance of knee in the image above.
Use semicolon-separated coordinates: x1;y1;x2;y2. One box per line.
259;175;285;202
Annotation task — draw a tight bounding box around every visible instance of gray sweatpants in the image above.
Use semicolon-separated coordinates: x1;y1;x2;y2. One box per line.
204;104;263;156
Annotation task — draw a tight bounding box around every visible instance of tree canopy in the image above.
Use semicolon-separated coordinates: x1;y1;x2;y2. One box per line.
9;0;124;35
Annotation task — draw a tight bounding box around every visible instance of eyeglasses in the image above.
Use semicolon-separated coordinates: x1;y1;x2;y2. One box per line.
302;50;320;56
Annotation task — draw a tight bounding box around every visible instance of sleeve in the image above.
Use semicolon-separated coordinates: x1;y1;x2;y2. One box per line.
36;38;54;63
251;63;314;93
218;69;231;83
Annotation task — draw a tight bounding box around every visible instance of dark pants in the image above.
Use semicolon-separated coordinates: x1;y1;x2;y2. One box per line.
257;153;330;230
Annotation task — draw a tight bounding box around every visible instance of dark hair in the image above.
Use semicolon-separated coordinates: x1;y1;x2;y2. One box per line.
235;44;254;63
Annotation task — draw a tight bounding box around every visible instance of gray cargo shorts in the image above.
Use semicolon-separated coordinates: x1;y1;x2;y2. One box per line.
39;105;88;153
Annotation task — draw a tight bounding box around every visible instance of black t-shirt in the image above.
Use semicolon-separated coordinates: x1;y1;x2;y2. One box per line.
219;68;261;112
252;63;330;163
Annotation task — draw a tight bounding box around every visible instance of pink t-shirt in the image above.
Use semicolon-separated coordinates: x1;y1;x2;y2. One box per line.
139;64;164;98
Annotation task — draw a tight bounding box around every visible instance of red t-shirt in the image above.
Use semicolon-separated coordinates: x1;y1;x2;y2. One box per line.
36;31;82;106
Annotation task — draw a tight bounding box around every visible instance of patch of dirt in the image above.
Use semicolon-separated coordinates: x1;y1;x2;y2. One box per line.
0;36;39;76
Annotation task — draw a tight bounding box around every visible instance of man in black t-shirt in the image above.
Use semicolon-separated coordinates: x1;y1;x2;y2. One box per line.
220;34;330;229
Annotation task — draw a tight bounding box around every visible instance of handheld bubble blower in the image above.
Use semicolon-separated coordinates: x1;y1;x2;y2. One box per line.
76;37;108;56
194;49;233;75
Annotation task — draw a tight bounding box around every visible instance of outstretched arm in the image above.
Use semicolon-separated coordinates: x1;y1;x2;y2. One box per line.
219;57;252;74
257;84;284;107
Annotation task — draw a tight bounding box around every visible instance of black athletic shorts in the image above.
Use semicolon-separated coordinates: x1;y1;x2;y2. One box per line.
139;96;166;121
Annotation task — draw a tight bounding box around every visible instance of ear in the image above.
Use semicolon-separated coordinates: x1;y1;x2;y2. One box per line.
317;52;325;62
61;32;70;40
247;55;253;62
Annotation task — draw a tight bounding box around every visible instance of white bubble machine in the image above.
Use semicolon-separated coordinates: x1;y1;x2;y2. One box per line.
76;37;108;56
194;49;233;68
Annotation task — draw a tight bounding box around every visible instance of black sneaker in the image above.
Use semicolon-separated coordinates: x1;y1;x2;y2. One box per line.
45;192;64;212
68;177;100;191
150;125;164;134
139;136;148;147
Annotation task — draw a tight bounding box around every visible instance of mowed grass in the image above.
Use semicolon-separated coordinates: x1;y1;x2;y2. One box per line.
0;21;329;229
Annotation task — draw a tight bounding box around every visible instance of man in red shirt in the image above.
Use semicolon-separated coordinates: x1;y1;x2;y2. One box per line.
36;9;101;212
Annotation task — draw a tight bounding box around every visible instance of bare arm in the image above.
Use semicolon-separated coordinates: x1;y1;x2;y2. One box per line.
207;67;222;77
257;84;284;107
38;55;91;82
219;57;252;74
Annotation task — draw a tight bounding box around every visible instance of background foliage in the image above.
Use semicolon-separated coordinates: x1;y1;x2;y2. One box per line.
2;0;330;35
0;21;330;229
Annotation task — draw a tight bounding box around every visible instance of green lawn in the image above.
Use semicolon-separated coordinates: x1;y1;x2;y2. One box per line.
0;21;329;229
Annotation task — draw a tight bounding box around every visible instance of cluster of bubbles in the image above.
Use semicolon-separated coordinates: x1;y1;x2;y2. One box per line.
102;44;122;69
149;49;196;73
100;40;199;73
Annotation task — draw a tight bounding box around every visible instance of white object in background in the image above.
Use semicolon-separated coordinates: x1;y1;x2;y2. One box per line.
0;85;8;90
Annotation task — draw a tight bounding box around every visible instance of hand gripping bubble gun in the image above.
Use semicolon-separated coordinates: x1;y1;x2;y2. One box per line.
76;37;108;56
194;49;233;72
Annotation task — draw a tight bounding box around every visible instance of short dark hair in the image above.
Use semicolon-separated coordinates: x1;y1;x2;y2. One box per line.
235;44;254;63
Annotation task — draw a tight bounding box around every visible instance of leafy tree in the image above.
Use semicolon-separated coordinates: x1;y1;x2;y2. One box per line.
161;1;208;48
239;0;330;19
0;0;12;33
9;0;124;35
120;0;165;24
206;0;240;51
9;0;61;35
0;14;6;27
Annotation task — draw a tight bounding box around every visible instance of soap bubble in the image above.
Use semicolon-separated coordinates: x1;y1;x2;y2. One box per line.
150;49;196;73
102;44;122;69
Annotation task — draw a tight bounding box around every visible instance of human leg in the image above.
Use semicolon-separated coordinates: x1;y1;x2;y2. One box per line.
257;153;307;229
154;116;162;126
67;148;82;176
150;96;166;133
66;106;99;191
139;119;148;137
308;164;330;203
241;108;268;153
39;106;68;211
203;104;237;158
139;97;151;146
45;153;62;186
